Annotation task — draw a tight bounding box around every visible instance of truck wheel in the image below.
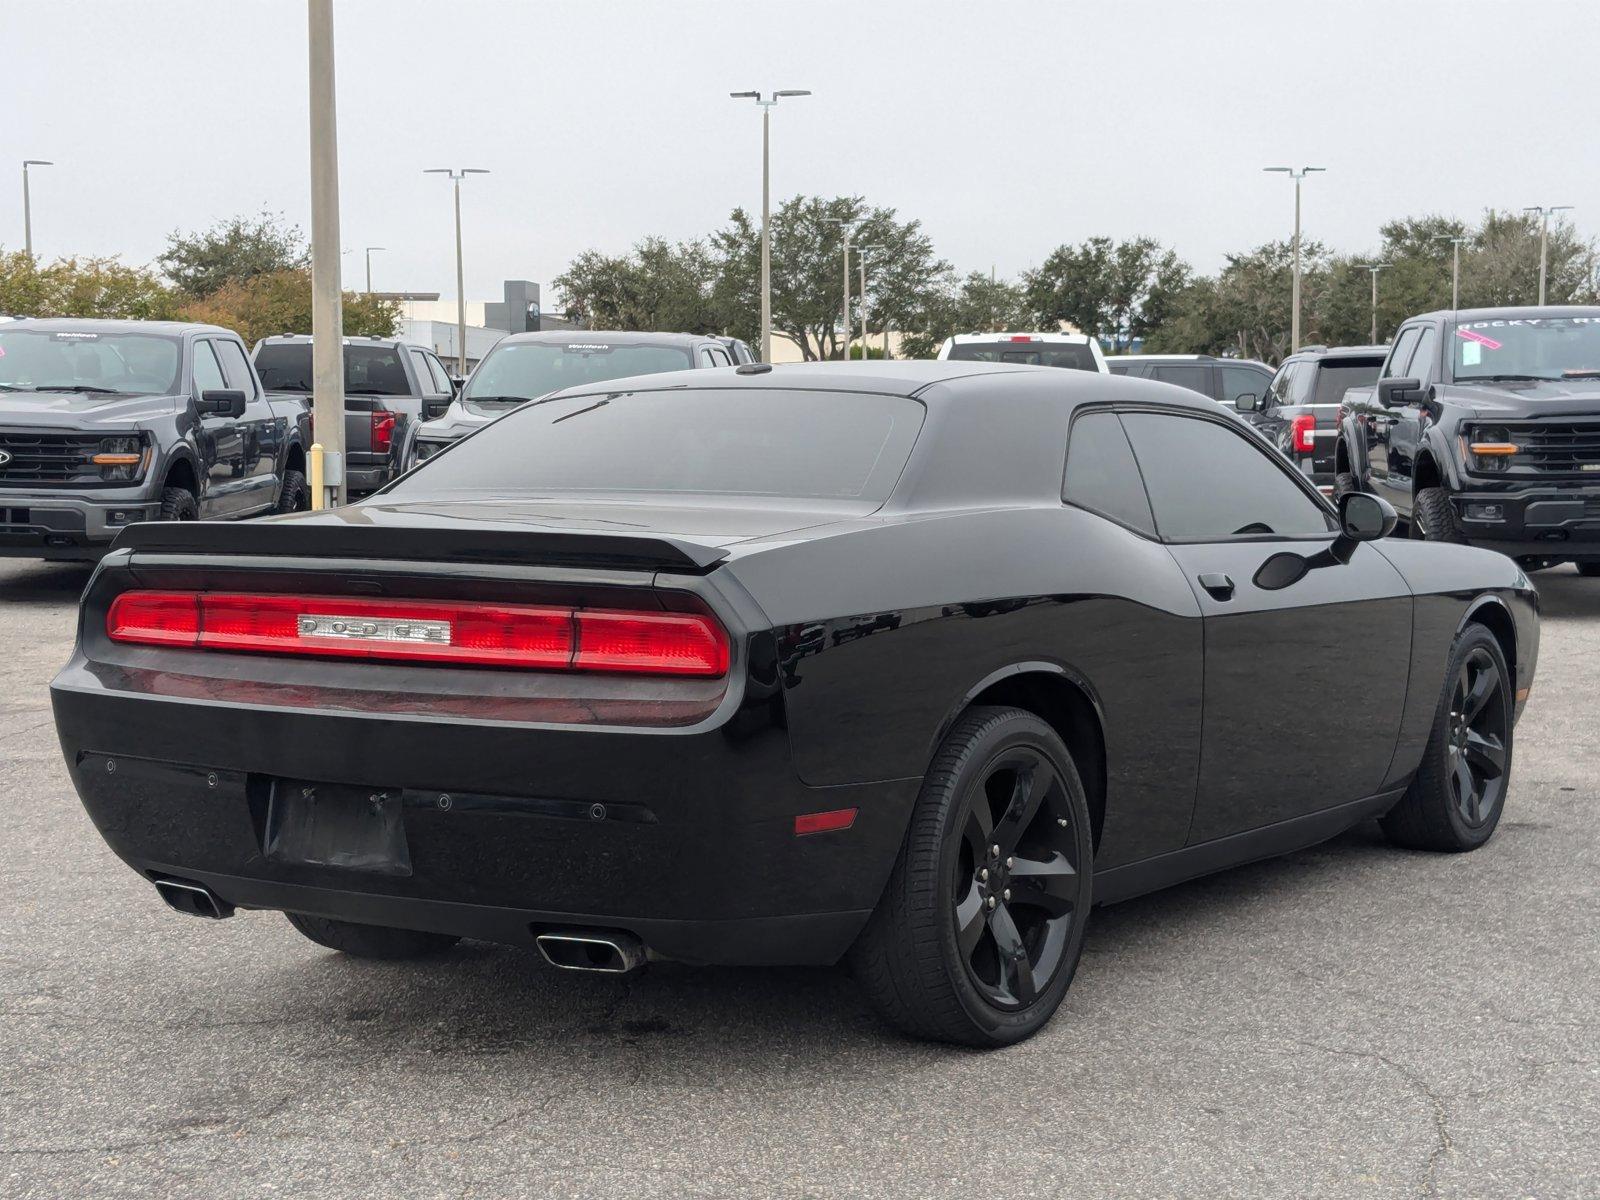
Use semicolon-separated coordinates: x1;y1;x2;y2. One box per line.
1576;563;1600;578
275;468;309;514
284;913;459;960
1412;487;1464;543
158;487;198;522
1381;624;1512;852
849;706;1093;1047
1333;472;1360;500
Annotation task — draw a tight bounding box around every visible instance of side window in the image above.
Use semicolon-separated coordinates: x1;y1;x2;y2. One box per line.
1384;327;1422;379
1221;365;1266;410
712;347;732;366
1121;412;1334;541
1150;364;1209;396
212;339;259;400
192;340;226;394
1062;412;1156;537
1263;365;1291;407
408;348;442;396
1409;326;1440;385
426;354;455;393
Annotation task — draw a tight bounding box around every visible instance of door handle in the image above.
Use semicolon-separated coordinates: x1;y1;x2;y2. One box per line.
1198;572;1235;600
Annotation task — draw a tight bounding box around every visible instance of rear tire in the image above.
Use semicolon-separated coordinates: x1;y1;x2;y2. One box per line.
850;706;1093;1047
1575;562;1600;578
274;467;309;514
158;486;198;522
284;913;460;960
1381;624;1512;852
1412;486;1464;543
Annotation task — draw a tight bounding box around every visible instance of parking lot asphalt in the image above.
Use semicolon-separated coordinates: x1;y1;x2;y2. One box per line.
1;557;1596;1200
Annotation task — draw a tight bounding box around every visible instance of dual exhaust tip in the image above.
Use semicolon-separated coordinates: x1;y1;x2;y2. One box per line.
150;877;646;975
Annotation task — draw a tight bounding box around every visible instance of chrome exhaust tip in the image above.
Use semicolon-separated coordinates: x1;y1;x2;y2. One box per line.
535;930;645;974
150;875;234;920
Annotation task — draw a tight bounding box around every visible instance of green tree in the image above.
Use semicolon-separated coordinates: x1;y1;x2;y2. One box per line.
159;211;309;298
896;270;1031;359
1462;210;1596;308
0;249;178;320
175;269;397;345
1144;240;1331;364
1025;236;1190;350
554;238;721;333
711;196;948;360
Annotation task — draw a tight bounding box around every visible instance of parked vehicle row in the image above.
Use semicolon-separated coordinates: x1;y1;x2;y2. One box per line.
54;360;1537;1046
937;331;1107;372
1107;352;1274;410
1240;344;1387;490
0;318;311;560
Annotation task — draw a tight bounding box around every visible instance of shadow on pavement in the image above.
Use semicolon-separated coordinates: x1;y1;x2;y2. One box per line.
1529;564;1597;621
0;561;95;606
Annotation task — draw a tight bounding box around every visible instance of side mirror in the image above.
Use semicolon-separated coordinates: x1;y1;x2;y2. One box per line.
1234;393;1259;412
1377;377;1422;408
423;398;451;421
198;389;247;419
448;376;465;394
1338;490;1397;541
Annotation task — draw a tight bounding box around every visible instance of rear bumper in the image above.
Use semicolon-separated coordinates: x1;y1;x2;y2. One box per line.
50;665;916;966
1454;485;1600;561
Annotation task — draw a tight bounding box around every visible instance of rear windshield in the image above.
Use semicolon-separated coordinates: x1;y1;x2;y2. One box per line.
463;341;695;409
394;387;925;504
0;329;181;395
947;341;1098;371
254;342;412;396
1312;359;1384;405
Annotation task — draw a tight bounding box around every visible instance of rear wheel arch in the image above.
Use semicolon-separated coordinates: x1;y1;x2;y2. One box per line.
941;665;1107;854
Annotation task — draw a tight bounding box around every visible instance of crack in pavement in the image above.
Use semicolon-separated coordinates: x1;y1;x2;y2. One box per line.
0;1092;295;1159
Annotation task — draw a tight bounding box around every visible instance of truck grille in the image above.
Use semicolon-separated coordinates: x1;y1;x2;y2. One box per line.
0;429;104;485
1509;422;1600;474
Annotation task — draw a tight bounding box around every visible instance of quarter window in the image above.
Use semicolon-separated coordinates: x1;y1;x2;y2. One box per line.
1409;326;1439;385
1120;412;1334;541
1063;412;1156;537
1150;364;1210;396
192;341;227;394
212;339;258;400
1384;327;1422;379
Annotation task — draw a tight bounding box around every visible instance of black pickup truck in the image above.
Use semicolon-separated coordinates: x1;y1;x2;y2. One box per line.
1335;305;1600;573
0;318;311;561
253;335;458;494
1239;344;1386;491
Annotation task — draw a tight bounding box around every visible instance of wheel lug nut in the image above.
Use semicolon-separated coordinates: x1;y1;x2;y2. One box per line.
1003;889;1011;901
990;844;1000;858
978;868;989;881
1057;817;1068;828
1005;856;1014;868
986;896;997;910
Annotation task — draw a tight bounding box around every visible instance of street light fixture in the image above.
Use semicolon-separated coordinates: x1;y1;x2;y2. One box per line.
1263;166;1325;353
22;159;52;259
364;246;386;294
824;216;853;360
425;168;490;375
1523;205;1574;306
1360;262;1390;345
1433;234;1470;311
730;89;811;362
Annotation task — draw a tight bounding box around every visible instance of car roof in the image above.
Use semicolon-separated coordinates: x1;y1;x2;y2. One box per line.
1287;344;1388;361
1;316;230;337
1411;305;1600;322
946;331;1092;345
494;330;710;348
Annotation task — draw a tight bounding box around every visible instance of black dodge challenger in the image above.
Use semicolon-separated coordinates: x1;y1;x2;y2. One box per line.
52;361;1539;1045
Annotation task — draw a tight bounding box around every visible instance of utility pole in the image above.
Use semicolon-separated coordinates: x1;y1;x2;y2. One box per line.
1433;234;1469;311
1361;262;1390;345
1524;205;1573;305
306;0;345;509
1263;166;1325;353
364;246;386;294
824;216;852;359
21;160;52;259
425;168;490;375
857;247;869;360
730;90;810;362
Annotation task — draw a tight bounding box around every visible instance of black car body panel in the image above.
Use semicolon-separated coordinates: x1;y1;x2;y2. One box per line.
1337;306;1600;564
0;318;309;560
1243;345;1386;487
52;363;1538;965
1106;354;1274;410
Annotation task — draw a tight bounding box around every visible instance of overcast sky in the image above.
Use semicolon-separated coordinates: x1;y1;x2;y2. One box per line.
3;0;1595;304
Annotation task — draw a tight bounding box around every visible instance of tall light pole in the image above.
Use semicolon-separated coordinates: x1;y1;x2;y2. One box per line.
824;217;853;359
364;246;386;294
730;90;810;362
1524;205;1573;305
856;246;870;359
1433;234;1469;311
1263;165;1325;353
306;1;345;509
425;168;489;375
1361;262;1389;345
21;160;52;259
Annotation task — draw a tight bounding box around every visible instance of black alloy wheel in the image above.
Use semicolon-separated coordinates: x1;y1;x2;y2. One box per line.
953;746;1082;1010
1382;623;1513;852
1442;646;1509;828
850;706;1093;1046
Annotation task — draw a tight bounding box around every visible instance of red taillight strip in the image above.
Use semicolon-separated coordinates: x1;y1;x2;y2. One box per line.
105;591;729;676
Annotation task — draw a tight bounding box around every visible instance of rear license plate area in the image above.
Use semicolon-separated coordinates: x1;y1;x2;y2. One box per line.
264;779;412;876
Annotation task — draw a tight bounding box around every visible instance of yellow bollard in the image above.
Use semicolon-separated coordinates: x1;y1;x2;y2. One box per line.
309;443;325;511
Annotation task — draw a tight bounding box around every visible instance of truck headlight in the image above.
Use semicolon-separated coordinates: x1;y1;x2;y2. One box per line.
91;435;150;483
1462;426;1517;472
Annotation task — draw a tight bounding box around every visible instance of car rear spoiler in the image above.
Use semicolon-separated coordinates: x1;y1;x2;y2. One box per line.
112;520;730;573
